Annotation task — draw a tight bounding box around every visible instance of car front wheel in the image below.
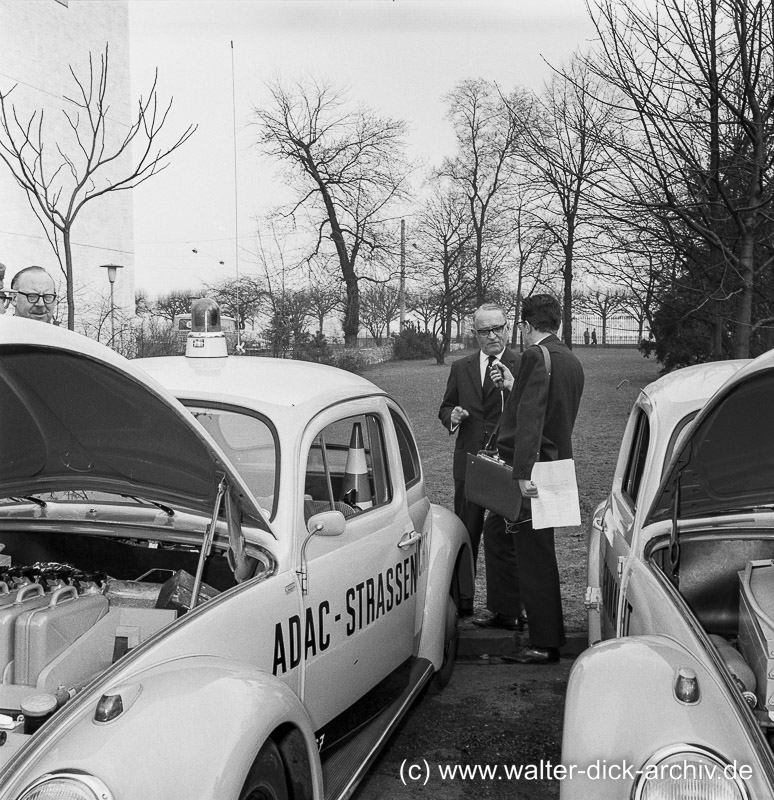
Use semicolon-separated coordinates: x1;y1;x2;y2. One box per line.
430;567;460;692
239;739;289;800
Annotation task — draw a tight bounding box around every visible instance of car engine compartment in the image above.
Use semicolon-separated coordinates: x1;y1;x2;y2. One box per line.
0;527;247;738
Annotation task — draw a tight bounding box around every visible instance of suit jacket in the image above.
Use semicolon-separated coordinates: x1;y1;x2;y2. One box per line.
497;334;584;479
438;347;521;482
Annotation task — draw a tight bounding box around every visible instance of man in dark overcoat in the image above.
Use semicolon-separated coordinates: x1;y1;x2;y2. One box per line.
491;294;584;662
438;303;522;624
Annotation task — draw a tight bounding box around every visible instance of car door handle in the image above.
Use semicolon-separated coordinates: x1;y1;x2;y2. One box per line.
398;531;421;549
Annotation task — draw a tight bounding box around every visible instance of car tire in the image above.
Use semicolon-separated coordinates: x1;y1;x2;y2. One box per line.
429;566;460;693
238;739;289;800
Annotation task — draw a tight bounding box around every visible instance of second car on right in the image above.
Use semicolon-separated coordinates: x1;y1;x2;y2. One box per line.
562;348;774;799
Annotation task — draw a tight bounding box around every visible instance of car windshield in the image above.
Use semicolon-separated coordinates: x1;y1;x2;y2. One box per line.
186;404;279;519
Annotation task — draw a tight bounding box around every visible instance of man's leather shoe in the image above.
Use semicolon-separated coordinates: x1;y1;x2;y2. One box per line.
473;613;524;632
458;601;474;618
508;645;560;664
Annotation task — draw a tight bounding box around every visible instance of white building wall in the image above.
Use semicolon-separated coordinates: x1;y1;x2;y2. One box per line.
0;0;134;330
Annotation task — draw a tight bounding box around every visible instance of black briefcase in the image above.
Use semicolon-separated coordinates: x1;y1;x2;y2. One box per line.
465;451;523;521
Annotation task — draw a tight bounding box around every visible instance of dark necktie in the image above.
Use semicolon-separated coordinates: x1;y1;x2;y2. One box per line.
483;355;495;395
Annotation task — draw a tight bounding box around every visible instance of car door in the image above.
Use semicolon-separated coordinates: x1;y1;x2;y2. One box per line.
598;405;650;638
297;401;419;730
388;403;431;639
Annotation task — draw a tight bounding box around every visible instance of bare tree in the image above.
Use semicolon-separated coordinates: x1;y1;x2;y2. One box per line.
305;261;343;335
499;187;559;346
204;275;265;330
412;182;476;363
510;58;615;348
264;289;312;358
441;79;529;306
135;288;153;317
154;289;196;323
0;45;196;329
252;78;410;346
359;282;401;344
407;292;436;334
587;0;774;358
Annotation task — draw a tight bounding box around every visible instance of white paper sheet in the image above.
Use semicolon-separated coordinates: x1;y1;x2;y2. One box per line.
530;459;581;529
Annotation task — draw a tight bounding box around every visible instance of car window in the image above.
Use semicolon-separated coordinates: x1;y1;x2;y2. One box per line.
304;413;392;522
186;404;278;518
662;411;698;476
390;409;420;488
622;409;650;508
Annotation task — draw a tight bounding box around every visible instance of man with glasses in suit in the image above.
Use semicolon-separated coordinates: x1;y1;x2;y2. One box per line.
10;266;57;324
438;302;523;626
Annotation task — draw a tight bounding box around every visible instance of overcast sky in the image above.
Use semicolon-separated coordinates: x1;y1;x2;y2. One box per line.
128;0;597;296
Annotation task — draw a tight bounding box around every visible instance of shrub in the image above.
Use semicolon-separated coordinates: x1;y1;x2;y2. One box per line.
392;325;434;360
294;332;335;365
133;319;181;358
334;349;367;374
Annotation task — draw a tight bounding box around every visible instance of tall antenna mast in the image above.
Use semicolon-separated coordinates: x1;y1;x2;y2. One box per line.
231;40;242;350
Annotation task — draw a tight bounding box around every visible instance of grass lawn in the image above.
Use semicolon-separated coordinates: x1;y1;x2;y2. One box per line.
363;346;662;633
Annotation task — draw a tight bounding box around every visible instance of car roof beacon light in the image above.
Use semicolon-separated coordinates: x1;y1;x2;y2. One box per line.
186;297;228;358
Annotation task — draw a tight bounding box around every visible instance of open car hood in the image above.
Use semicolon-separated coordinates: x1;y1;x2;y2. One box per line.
0;317;270;532
647;348;774;526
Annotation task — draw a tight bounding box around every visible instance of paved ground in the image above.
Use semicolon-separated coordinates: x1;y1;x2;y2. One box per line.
355;621;587;800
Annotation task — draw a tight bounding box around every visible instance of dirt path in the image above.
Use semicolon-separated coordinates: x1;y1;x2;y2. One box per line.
356;656;574;800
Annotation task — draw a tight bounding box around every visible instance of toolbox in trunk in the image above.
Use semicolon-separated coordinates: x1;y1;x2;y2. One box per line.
13;586;109;687
0;585;50;683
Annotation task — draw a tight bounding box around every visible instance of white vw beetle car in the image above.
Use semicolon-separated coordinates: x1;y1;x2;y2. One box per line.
0;304;472;800
562;349;774;798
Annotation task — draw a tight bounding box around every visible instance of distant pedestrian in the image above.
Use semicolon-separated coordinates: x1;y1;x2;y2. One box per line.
591;328;597;346
583;328;590;346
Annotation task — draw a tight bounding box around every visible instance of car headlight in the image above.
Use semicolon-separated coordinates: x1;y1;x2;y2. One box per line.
634;745;749;800
17;771;114;800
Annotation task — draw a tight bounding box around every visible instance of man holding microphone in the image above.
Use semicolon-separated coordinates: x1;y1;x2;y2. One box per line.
438;303;522;625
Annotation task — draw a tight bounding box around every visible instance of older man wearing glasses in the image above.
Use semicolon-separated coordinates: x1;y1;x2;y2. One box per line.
10;266;57;323
438;302;523;626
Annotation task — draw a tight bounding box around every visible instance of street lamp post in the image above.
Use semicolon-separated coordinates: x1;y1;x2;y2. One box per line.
399;219;406;331
99;263;123;345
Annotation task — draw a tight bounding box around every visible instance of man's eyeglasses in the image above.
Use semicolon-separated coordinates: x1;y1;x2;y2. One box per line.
15;291;57;305
476;324;506;337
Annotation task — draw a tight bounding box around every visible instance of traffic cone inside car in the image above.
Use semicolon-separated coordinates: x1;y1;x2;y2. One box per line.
340;422;373;509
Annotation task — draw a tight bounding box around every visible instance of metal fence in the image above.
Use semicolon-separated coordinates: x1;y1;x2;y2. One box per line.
573;314;645;347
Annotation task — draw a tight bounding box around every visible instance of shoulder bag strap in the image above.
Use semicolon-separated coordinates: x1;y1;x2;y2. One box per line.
533;343;552;462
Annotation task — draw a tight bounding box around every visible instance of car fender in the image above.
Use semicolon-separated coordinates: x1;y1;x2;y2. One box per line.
1;656;323;800
560;635;774;799
416;503;473;670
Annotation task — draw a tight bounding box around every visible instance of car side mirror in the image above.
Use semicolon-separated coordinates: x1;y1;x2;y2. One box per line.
306;510;346;537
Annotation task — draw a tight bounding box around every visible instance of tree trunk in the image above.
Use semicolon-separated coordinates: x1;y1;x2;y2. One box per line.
342;273;359;346
733;231;755;358
562;239;574;349
475;228;485;306
63;228;75;330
